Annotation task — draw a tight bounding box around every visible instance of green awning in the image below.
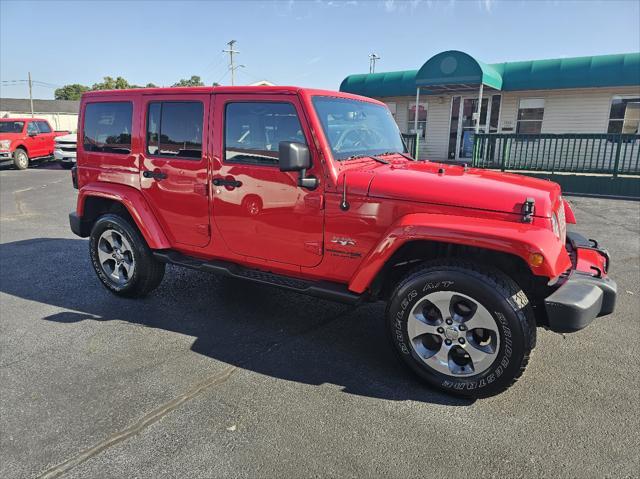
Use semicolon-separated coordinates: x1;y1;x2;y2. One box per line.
415;51;502;91
339;70;418;98
340;51;640;97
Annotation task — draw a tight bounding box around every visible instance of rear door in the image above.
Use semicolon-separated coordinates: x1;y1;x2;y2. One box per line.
139;94;211;248
211;93;324;267
35;121;55;155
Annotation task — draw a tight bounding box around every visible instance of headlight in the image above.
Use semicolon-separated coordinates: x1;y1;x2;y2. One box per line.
551;212;560;238
0;140;11;150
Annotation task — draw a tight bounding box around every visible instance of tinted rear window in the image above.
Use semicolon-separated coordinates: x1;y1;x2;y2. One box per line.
36;121;52;133
146;101;203;159
83;102;133;154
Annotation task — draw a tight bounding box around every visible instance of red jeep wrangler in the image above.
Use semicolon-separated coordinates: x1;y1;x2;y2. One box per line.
0;118;70;170
69;86;616;397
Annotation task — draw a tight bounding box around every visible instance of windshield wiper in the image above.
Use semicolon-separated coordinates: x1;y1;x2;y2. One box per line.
341;154;389;164
378;151;417;161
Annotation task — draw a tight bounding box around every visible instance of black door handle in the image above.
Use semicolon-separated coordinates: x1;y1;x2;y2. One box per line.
212;178;242;188
143;170;168;180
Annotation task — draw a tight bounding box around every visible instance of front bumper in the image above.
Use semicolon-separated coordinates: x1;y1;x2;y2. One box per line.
54;149;77;162
0;151;12;161
544;232;617;333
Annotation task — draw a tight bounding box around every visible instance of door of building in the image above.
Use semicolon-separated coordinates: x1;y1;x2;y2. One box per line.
448;94;501;162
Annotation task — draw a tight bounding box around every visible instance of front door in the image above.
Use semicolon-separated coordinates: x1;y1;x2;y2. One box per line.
139;94;211;247
448;94;501;161
211;94;324;267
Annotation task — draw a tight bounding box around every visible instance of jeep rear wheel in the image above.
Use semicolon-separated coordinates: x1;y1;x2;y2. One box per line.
386;260;535;398
13;149;29;170
89;214;165;298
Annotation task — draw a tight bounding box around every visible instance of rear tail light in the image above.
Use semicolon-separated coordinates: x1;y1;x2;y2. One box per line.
71;166;78;189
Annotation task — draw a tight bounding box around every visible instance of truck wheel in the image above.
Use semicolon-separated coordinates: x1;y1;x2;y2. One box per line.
89;214;165;298
386;260;535;398
13;148;29;170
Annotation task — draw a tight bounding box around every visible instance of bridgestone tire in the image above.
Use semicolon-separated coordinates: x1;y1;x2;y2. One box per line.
386;260;536;398
89;214;165;298
13;149;29;170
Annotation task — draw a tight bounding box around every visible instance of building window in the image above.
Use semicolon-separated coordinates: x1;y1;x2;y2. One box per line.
408;102;427;138
489;95;501;132
607;96;640;134
448;96;461;159
83;102;133;154
146;102;204;159
224;102;306;166
516;98;544;134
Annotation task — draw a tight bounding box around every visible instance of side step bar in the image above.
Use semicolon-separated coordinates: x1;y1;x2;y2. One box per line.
153;250;363;305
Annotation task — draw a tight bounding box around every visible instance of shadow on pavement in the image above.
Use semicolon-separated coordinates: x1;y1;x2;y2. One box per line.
0;237;471;407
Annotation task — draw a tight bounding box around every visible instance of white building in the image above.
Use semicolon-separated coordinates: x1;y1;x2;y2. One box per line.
0;98;79;132
340;51;640;163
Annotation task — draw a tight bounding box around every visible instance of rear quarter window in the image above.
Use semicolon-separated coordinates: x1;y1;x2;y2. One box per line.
83;102;133;154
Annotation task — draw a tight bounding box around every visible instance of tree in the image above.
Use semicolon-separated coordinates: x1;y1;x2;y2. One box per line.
54;84;90;100
91;76;132;90
145;83;158;88
172;75;204;87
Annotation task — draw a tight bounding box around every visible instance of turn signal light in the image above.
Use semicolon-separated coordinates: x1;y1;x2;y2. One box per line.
529;253;544;267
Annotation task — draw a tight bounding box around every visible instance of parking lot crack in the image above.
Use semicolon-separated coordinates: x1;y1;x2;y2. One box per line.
35;365;237;479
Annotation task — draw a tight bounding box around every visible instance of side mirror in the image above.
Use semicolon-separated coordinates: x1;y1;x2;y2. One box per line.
28;132;38;137
279;141;318;189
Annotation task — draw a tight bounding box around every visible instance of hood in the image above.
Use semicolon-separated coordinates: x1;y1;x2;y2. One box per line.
360;159;561;218
55;133;77;142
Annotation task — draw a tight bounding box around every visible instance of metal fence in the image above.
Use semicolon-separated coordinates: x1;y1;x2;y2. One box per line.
472;133;640;176
402;133;418;158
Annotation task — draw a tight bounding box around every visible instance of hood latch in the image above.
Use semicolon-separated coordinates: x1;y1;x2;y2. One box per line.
521;197;535;223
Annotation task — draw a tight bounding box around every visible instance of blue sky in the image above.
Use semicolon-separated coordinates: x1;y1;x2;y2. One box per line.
1;0;639;99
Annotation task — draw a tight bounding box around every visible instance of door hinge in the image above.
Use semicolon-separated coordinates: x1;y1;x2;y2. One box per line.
196;224;210;236
304;241;323;256
304;194;324;210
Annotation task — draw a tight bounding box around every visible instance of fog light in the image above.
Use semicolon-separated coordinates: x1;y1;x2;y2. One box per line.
529;253;544;267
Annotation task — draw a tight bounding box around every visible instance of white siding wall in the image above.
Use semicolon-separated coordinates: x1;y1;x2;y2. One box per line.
422;99;450;160
499;86;640;133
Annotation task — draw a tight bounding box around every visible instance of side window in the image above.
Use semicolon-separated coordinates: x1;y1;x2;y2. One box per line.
83;102;133;154
27;122;39;135
36;121;52;133
224;102;306;166
146;101;203;159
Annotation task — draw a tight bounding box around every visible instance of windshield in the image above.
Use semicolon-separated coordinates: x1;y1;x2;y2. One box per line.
312;97;406;160
0;121;25;133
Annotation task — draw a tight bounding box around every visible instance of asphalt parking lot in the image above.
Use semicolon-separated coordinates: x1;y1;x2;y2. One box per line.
1;163;638;478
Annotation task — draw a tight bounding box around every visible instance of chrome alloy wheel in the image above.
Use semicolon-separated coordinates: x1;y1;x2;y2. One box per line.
407;291;501;377
97;229;135;285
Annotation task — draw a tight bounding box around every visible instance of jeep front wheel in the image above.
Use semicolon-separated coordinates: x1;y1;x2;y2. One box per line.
89;214;165;298
386;260;535;398
13;148;29;170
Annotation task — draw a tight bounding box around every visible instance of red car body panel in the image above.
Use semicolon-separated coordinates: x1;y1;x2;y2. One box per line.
0;118;69;158
76;183;171;250
74;86;577;294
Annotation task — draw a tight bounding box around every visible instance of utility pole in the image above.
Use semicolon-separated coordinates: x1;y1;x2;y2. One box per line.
369;53;381;74
223;40;240;85
28;72;34;117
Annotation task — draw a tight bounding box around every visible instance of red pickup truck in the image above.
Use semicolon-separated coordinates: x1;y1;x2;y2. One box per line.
68;86;616;398
0;118;70;170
